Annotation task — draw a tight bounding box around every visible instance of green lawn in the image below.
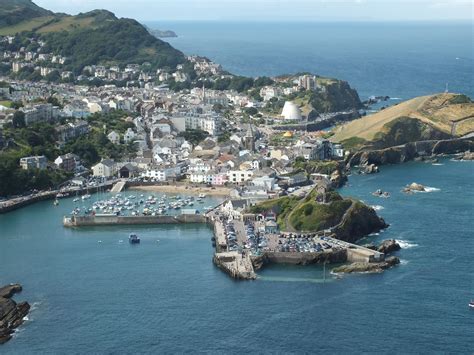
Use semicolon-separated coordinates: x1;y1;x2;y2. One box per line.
0;100;12;108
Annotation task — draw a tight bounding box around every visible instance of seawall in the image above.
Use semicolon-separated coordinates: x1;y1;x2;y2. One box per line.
251;249;348;270
0;182;115;215
64;214;207;227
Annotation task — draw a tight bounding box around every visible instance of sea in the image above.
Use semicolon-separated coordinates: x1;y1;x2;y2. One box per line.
1;21;473;353
154;21;474;100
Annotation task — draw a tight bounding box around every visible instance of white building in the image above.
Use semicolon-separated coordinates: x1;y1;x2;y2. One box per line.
21;103;59;126
92;159;117;177
227;170;254;184
107;131;120;144
123;128;136;144
281;101;302;121
20;155;47;170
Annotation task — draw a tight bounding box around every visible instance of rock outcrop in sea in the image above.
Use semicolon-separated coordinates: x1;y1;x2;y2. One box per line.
332;202;389;243
331;256;400;274
403;182;426;193
333;239;401;274
0;284;30;344
377;239;401;254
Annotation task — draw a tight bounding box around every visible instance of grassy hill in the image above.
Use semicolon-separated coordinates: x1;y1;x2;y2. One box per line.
0;0;52;28
331;93;474;150
248;188;386;242
0;1;185;72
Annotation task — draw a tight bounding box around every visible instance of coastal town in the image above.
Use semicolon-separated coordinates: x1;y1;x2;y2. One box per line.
0;0;473;351
0;30;357;209
0;28;410;286
1;28;473;282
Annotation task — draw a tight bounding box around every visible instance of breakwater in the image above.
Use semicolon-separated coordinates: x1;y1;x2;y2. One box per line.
0;182;115;215
63;213;207;227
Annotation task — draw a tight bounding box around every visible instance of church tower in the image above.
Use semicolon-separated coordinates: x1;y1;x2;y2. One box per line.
244;124;255;152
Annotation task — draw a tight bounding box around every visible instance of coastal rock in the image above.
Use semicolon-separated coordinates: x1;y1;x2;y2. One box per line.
348;138;474;167
459;151;474;160
0;284;30;345
403;182;425;193
332;256;400;274
362;243;377;251
364;163;379;174
377;239;401;254
329;169;347;188
332;201;389;243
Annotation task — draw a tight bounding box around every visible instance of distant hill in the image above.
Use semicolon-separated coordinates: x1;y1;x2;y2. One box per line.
0;0;52;28
0;1;186;73
331;93;474;150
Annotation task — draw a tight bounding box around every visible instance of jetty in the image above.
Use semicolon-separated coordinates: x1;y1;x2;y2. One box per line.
110;180;126;193
213;252;257;280
206;204;385;281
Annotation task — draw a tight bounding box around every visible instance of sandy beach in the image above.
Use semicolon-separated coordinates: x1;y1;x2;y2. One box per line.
129;184;232;197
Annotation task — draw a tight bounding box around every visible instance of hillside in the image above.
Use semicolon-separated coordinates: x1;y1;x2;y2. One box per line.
331;93;474;149
0;0;52;28
0;1;186;72
249;188;386;242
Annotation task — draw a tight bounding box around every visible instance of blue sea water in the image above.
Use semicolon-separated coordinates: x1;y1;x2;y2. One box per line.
0;159;473;353
149;21;474;100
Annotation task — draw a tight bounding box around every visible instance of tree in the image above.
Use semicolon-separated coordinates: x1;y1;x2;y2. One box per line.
12;111;25;128
245;107;258;116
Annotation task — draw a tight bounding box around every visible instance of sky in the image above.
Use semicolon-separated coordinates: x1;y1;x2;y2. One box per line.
34;0;474;21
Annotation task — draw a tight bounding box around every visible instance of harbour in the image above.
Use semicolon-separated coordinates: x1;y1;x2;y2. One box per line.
0;156;472;353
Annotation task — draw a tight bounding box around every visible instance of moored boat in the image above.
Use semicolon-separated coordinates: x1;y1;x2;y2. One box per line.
129;234;140;244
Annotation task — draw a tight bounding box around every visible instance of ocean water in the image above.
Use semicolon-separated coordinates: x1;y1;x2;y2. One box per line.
148;21;474;100
1;158;473;353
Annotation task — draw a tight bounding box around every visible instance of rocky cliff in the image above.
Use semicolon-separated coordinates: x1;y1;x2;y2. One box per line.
348;138;474;167
0;284;30;344
332;201;389;243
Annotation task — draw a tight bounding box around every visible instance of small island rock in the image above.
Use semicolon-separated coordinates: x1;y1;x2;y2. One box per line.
377;239;401;254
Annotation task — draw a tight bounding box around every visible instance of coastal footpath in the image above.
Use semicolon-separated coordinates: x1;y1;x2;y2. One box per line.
0;284;29;344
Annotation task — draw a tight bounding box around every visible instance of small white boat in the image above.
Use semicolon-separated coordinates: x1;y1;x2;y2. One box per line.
469;300;474;309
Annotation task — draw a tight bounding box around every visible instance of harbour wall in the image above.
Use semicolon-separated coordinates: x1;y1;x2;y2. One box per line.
64;214;207;227
252;250;348;270
0;182;115;215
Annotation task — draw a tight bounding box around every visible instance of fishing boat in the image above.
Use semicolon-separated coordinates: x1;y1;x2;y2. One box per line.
469;300;474;309
129;234;140;244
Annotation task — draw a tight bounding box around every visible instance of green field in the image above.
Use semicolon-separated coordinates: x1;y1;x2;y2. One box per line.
0;16;54;35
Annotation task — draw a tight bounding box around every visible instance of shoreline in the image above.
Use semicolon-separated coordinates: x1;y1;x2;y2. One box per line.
129;184;232;197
